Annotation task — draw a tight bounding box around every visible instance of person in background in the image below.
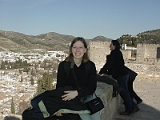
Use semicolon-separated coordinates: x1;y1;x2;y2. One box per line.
56;37;101;120
99;40;140;115
100;54;117;97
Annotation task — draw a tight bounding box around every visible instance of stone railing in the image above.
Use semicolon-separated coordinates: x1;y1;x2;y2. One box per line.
96;82;121;120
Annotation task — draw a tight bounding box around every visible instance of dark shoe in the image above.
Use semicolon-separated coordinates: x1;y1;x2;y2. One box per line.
137;99;142;104
130;108;140;114
119;111;130;115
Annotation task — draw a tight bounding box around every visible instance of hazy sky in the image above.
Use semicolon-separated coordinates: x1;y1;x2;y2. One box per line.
0;0;160;39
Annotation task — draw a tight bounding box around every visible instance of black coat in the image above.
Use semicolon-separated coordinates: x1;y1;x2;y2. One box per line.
56;61;97;98
31;86;88;116
99;49;128;79
125;66;138;82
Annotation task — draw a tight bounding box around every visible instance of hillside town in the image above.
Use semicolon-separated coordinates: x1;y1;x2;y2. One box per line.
0;51;67;118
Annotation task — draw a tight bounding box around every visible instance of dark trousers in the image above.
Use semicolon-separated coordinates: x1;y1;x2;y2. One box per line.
117;74;138;112
128;79;142;102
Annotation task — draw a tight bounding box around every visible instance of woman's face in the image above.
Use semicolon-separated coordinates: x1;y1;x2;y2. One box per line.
110;42;116;51
72;41;86;59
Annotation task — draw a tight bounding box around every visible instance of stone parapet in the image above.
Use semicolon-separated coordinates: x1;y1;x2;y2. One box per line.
96;82;121;120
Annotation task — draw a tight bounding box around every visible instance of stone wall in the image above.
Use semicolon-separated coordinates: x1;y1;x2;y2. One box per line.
89;41;110;71
136;44;160;64
89;41;132;71
121;50;132;60
96;82;121;120
89;41;160;65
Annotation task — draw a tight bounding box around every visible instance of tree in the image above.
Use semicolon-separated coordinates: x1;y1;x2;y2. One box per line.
30;76;34;85
31;68;35;76
41;72;53;90
20;76;23;82
36;72;55;95
36;78;43;95
0;61;5;69
23;66;30;73
11;97;15;114
19;69;22;74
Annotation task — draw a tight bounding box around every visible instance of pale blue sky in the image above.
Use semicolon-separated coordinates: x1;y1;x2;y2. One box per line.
0;0;160;39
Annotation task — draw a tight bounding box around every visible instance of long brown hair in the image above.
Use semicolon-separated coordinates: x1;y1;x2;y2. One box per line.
65;37;89;62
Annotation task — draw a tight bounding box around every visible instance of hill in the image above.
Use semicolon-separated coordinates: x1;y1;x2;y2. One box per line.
0;30;75;53
1;29;159;53
117;29;160;47
0;30;111;53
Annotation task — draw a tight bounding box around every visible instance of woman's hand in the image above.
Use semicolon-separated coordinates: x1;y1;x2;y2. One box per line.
55;112;63;116
61;90;78;101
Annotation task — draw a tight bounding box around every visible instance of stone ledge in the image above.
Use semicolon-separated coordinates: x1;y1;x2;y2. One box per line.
96;82;121;120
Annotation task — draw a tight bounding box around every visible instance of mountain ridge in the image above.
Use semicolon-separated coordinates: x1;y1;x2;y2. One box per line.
0;30;111;53
0;29;160;53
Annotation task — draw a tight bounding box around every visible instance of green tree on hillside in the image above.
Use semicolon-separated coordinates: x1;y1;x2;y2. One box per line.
30;76;34;85
11;97;15;114
117;30;160;47
36;72;55;95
